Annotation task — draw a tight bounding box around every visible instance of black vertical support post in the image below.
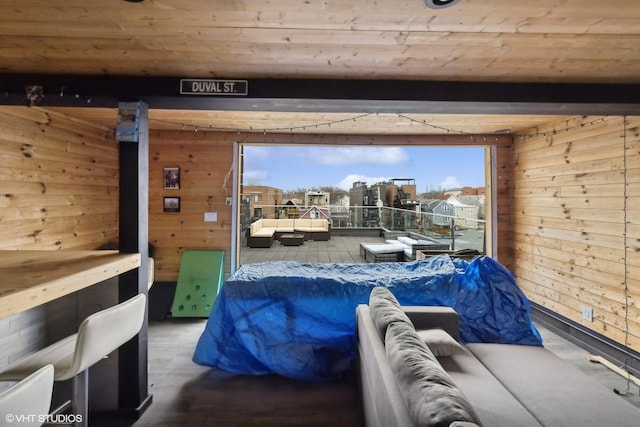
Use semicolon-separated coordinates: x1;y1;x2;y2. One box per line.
117;101;152;421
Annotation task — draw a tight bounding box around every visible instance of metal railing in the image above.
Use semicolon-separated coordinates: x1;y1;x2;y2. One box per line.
242;204;485;253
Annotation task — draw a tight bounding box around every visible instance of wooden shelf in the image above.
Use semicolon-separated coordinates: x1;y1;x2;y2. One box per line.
0;250;141;319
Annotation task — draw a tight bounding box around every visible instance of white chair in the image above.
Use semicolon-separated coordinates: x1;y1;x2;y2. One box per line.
148;257;155;290
0;364;54;427
0;294;147;427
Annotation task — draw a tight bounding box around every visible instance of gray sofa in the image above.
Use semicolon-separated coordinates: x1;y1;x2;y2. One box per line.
356;287;640;427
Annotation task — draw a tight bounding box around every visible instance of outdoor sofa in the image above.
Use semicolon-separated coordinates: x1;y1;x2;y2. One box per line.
246;218;331;247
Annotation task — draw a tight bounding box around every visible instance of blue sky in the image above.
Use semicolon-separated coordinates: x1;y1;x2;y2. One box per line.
243;146;486;193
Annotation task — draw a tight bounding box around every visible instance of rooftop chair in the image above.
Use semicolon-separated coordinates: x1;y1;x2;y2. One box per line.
0;294;147;427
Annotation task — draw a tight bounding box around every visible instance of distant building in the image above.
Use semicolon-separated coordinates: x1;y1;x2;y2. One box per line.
420;199;455;228
444;188;463;198
444;186;485;197
460;186;486;196
305;190;331;207
282;199;302;219
242;185;284;221
349;181;381;227
331;195;351;228
446;196;480;229
299;206;331;220
420;194;484;230
387;179;418;209
387;179;419;229
349;179;419;229
458;194;486;221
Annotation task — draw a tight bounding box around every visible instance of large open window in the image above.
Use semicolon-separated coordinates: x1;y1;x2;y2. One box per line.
235;144;490;268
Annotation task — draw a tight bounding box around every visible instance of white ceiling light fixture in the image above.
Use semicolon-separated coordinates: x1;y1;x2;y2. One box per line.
425;0;461;9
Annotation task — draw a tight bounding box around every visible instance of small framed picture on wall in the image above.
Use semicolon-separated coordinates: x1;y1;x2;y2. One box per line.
163;197;181;213
163;166;180;189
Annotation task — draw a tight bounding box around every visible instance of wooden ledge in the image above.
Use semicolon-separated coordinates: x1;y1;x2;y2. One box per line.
0;250;141;319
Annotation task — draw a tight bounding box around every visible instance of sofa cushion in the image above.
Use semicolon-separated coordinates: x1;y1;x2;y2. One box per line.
397;236;418;246
310;218;329;230
385;321;480;427
363;243;407;254
252;227;275;237
368;287;412;339
438;349;543;426
275;219;295;232
250;219;262;235
385;239;406;246
293;218;312;231
356;305;417;427
261;218;278;228
417;329;465;357
467;343;640;427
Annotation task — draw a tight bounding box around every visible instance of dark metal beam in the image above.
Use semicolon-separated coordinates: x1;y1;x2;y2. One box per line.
116;101;152;424
1;74;640;115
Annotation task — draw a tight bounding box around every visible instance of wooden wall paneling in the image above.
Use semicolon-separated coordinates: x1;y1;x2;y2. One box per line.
624;117;640;352
149;131;234;282
494;145;514;268
0;105;118;383
0;106;118;250
511;115;640;352
0;107;114;150
518;274;640;351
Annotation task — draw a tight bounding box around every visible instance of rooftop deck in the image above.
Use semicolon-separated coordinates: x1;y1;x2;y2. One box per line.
240;234;386;265
239;226;484;265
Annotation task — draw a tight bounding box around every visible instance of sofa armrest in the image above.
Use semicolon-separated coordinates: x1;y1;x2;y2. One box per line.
402;306;460;340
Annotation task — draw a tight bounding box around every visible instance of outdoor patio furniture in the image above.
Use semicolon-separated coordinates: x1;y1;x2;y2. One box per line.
246;218;331;247
280;233;305;246
359;242;405;263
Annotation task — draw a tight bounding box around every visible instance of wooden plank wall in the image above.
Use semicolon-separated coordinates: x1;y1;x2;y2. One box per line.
149;130;234;282
508;115;640;352
0;106;117;375
493;145;514;265
0;106;118;249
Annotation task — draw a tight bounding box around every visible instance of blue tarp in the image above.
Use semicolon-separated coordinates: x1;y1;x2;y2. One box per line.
193;255;542;381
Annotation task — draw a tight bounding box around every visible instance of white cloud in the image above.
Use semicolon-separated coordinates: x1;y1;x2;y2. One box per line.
302;147;409;166
439;176;463;190
337;174;392;191
243;169;268;185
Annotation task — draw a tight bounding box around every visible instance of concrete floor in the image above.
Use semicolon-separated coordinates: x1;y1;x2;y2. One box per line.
135;318;362;427
133;236;640;426
133;319;640;427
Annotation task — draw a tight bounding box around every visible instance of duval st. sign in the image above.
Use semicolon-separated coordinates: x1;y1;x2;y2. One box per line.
180;79;248;96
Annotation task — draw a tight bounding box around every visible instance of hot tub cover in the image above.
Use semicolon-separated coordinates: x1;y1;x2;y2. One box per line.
193;255;542;381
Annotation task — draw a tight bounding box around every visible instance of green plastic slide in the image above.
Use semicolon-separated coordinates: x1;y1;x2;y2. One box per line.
170;250;224;318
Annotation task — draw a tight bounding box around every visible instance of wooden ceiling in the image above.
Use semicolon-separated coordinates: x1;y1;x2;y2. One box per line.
3;0;640;134
39;107;561;136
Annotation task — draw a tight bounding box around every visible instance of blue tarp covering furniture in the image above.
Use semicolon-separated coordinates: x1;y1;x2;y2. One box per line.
193;255;542;381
